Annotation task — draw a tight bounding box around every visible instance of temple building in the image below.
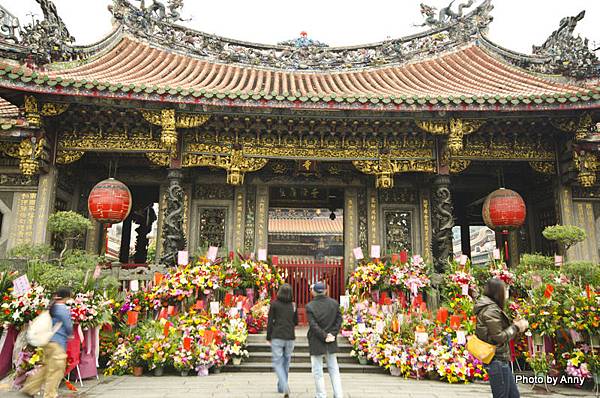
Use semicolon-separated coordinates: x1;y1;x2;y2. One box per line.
0;0;598;285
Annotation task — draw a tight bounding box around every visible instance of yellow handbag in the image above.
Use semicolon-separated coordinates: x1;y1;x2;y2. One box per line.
466;335;496;364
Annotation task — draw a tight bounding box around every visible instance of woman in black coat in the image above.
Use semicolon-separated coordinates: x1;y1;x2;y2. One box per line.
266;283;298;398
474;278;528;398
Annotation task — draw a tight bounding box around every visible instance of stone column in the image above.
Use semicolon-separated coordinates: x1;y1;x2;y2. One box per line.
233;186;246;253
431;175;454;273
254;185;269;255
160;169;185;266
344;187;358;274
366;187;379;249
32;165;58;245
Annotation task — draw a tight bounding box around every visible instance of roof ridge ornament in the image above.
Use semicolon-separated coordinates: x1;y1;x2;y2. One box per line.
109;0;493;71
531;10;599;80
416;0;475;29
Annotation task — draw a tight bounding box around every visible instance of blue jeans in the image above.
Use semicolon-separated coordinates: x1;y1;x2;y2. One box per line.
486;359;520;398
271;339;294;394
310;352;343;398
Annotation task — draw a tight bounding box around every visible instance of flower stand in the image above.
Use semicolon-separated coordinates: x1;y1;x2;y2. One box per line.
389;365;401;377
180;370;189;377
593;373;599;397
133;367;143;377
232;356;242;366
358;355;368;365
211;366;222;374
531;373;551;393
153;366;164;377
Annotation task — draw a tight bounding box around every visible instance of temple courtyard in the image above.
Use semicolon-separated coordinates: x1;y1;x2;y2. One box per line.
2;373;597;398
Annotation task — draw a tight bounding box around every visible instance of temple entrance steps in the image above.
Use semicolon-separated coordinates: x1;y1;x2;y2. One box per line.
226;332;386;374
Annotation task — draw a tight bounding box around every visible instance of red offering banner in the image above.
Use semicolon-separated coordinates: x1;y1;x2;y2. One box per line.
163;321;172;337
436;307;449;324
544;284;554;299
224;293;234;307
167;305;176;316
158;308;168;319
193;300;204;311
154;272;163;286
399;250;408;264
449;315;461;330
183;337;192;351
126;311;138;326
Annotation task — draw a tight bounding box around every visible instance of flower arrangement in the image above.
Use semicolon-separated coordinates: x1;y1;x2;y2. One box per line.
246;299;270;334
348;261;387;295
490;263;516;286
562;349;592;380
68;292;112;329
104;340;133;376
141;337;174;370
387;255;430;298
173;346;197;372
237;260;282;295
430;343;487;383
0;284;49;328
525;352;555;375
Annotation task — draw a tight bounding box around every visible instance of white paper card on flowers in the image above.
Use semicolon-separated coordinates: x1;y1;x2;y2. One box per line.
456;330;466;345
207;246;218;261
12;275;31;296
93;264;102;279
129;280;139;292
376;321;385;334
493;248;501;260
554;255;563;267
370;245;380;259
177;250;189;266
257;249;267;262
353;247;364;260
461;284;469;296
415;332;428;346
460;255;468;265
357;323;366;333
210;301;220;314
229;308;238;318
339;295;349;309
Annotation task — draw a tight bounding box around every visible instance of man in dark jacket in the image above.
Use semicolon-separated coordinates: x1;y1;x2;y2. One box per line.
305;282;343;398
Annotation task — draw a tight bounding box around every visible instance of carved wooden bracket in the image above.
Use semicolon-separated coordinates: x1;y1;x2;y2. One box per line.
24;95;69;128
353;154;435;188
415;118;485;154
0;137;47;175
552;113;592;141
183;148;268;185
573;150;599;187
141;109;210;154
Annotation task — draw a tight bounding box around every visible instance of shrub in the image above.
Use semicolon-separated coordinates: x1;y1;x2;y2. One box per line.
542;225;586;254
7;244;53;261
519;253;554;271
47;211;92;261
561;261;600;288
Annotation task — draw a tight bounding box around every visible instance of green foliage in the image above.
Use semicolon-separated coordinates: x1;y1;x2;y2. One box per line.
519;253;554;271
7;244;53;261
471;264;491;290
61;249;103;271
36;266;85;292
47;211;92;238
561;261;600;287
514;268;559;292
146;241;156;263
542;225;586;252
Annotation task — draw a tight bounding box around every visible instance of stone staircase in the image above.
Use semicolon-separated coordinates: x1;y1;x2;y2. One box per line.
226;329;385;374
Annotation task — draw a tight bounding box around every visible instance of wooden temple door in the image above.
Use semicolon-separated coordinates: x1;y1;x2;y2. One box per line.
273;257;345;324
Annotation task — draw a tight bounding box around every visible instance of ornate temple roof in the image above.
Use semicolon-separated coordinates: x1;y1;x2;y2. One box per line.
0;0;598;112
269;217;343;236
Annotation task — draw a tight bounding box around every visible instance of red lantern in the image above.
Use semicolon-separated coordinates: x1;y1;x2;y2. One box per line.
88;178;132;224
482;188;526;231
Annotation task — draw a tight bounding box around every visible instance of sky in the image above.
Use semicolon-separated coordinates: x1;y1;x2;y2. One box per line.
2;0;599;54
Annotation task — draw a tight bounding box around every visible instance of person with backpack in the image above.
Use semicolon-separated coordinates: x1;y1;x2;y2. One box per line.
22;287;73;398
474;278;528;398
266;283;298;398
305;282;343;398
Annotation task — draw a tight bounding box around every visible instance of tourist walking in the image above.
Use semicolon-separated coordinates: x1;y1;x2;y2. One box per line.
22;287;73;398
305;282;343;398
267;283;298;397
474;278;528;398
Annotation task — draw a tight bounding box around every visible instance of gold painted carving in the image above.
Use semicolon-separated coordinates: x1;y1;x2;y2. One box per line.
450;159;471;173
183;149;268;185
553;113;592;141
529;161;556;175
56;150;84;165
146;152;170;167
416;118;485;154
24;95;41;128
141;109;210;151
573;151;598;188
1;138;47;175
353;155;435;188
40;103;69;117
456;135;554;161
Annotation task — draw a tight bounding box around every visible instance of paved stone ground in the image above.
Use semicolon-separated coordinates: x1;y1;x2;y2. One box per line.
2;373;597;398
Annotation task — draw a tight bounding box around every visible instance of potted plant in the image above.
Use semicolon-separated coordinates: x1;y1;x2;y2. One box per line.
526;351;554;378
173;347;196;377
47;211;92;263
195;345;213;377
542;225;586;256
131;336;144;377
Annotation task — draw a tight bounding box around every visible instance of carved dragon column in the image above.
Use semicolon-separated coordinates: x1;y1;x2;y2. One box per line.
160;169;186;266
431;175;454;273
